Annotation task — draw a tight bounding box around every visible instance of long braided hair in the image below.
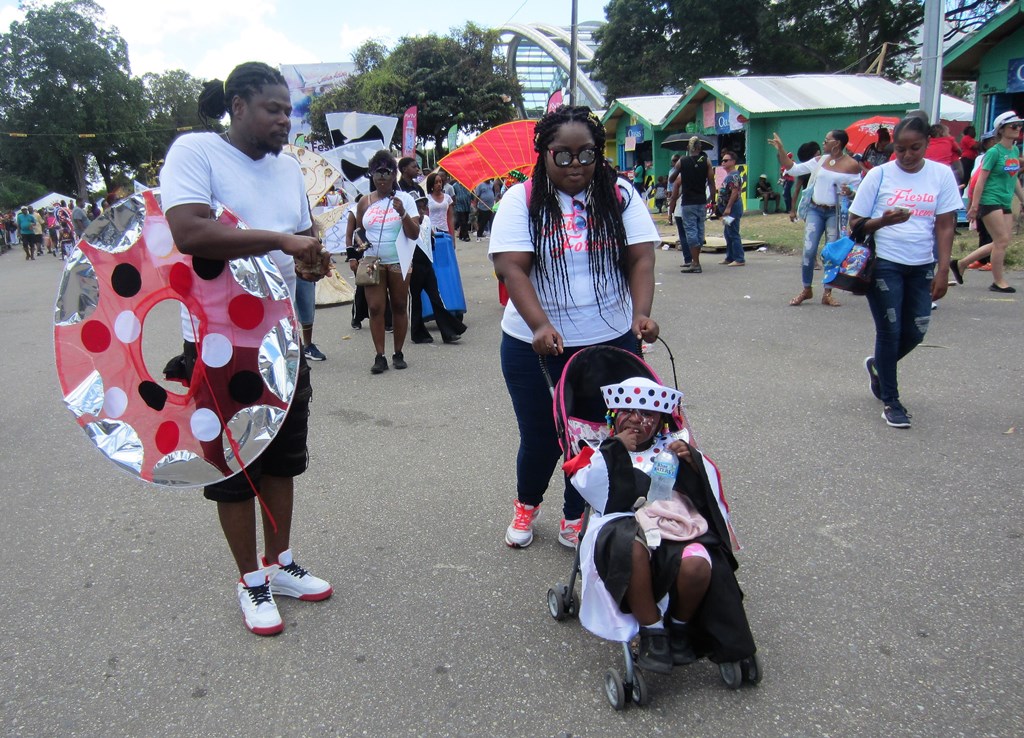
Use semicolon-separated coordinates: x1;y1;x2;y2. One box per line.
528;105;630;326
197;62;287;127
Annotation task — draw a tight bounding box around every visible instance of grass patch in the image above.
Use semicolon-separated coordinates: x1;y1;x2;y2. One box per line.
741;211;1024;268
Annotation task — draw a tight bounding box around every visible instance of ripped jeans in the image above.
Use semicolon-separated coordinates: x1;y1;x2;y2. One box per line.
865;258;934;404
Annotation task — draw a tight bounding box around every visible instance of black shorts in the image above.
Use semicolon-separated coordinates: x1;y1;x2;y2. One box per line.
978;204;1011;217
204;355;312;503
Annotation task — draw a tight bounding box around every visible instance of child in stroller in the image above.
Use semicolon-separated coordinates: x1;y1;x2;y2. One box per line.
550;347;759;705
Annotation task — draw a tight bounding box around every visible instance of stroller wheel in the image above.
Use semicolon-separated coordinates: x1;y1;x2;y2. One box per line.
547;585;569;621
741;653;763;685
719;661;744;690
629;668;649;706
603;669;626;710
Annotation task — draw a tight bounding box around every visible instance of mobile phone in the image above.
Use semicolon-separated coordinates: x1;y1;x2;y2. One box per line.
895;206;911;215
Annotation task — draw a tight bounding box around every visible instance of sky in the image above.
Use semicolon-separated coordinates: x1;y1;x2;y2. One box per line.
0;0;610;79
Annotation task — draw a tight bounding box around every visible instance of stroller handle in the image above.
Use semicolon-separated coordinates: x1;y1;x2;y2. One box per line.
538;336;679;397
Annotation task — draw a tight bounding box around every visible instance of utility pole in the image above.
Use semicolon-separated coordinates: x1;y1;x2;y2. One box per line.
919;0;945;123
568;0;579;106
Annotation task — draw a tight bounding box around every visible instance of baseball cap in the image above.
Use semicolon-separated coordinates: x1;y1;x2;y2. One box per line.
992;111;1023;130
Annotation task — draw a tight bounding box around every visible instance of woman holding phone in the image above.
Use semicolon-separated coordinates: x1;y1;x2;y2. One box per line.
355;150;421;374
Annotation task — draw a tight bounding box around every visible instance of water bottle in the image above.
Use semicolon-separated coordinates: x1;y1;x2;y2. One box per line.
647;449;678;503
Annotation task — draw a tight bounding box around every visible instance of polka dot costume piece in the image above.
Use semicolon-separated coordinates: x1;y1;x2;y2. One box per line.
53;190;300;487
600;377;682;414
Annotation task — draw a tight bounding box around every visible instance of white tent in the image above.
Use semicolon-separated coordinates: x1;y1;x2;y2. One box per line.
897;82;974;122
28;192;75;210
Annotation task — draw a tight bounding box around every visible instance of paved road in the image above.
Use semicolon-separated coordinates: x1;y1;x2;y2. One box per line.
1;238;1021;737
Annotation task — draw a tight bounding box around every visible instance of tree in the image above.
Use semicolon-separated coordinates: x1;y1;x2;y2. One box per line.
308;24;522;154
0;0;149;196
944;0;1005;40
138;69;211;182
591;0;925;97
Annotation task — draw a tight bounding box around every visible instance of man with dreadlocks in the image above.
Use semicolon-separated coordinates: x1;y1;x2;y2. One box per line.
490;105;661;550
160;62;333;636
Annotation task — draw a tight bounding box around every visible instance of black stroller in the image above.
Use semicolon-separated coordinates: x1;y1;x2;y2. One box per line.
542;343;761;709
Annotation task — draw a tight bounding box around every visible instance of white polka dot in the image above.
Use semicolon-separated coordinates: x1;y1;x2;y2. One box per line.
201;333;233;368
146;215;174;257
114;311;142;343
190;408;221;442
104;387;128;418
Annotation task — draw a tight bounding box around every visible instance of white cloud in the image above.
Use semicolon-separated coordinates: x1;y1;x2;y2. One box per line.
0;5;23;32
338;23;396;58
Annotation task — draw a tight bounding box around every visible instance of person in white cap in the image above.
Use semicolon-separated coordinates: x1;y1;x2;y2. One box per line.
562;376;756;675
958;110;1024;293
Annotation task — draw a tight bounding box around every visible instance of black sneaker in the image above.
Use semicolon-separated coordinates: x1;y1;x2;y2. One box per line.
667;621;698;666
882;401;911;428
303;343;326;361
371;354;388;374
864;356;881;400
392;351;408;370
636;626;673;674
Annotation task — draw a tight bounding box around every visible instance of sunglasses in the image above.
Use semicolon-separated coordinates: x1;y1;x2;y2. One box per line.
571;199;588;230
371;168;396;176
618;408;659;424
549;148;597;167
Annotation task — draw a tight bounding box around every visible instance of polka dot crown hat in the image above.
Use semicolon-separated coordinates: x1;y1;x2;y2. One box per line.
601;376;682;414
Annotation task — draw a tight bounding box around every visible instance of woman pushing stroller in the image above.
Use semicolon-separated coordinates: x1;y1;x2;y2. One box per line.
563;376;758;678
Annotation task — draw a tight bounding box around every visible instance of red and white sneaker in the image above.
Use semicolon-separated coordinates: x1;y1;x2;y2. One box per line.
262;549;333;601
505;501;540;548
558;517;583;548
237;570;284;636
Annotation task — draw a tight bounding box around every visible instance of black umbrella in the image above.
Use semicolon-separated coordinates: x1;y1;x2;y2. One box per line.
661;132;713;151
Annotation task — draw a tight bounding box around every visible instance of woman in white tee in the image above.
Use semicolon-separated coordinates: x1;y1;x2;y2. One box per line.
848;115;960;429
489;105;660;550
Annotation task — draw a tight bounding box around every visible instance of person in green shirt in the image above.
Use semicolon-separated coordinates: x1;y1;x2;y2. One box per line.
961;111;1024;293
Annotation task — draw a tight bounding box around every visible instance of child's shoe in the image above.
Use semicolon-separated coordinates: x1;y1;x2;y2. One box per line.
637;626;673;674
668;621;698;665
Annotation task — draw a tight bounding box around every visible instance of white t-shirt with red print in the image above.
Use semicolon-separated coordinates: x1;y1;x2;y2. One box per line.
850;160;961;266
489;179;660;346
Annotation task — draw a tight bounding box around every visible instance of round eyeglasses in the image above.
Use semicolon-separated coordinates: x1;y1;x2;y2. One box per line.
549;148;597;168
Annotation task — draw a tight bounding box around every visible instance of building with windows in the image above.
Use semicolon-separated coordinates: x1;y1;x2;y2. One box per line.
496;21;606;118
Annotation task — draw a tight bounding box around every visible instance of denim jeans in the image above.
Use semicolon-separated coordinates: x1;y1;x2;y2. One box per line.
802;206;838;287
674;216;691;262
865;258;934;404
723;201;744;263
681;204;706;253
295;277;315;326
500;330;640;519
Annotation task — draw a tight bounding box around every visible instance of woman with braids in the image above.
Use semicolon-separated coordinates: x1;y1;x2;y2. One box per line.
489;105;660;550
160;61;333;636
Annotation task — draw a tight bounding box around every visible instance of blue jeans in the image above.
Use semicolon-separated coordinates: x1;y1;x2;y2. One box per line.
674;216;691;262
500;330;640;519
295;278;315;327
865;258;934;404
681;204;706;253
723;201;744;263
802;206;838;287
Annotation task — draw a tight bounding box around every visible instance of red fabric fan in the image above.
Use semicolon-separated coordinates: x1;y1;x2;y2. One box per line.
845;116;900;154
438;120;538;191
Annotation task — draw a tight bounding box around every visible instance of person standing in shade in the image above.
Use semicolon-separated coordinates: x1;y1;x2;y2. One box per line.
160;61;333;637
72;199;90;239
452;179;473;242
474;179;496;241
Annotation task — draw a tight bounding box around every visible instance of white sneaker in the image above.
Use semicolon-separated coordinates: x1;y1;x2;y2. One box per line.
505;501;540;548
558;517;583;548
237;570;284;636
262;549;333;601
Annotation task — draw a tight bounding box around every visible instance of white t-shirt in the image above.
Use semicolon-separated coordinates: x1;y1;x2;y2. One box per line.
159;132;312;338
849;160;961;265
427;193;452;232
361;191;416;264
488;179;660;346
788;155;860;205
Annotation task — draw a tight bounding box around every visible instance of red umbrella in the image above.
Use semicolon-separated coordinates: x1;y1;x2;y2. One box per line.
438;120;537;191
845;116;900;154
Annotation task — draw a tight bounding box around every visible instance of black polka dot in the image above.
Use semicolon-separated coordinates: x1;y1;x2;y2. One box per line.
192;256;226;281
138;381;167;411
228;371;263;404
648;389;655;396
111;264;141;297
